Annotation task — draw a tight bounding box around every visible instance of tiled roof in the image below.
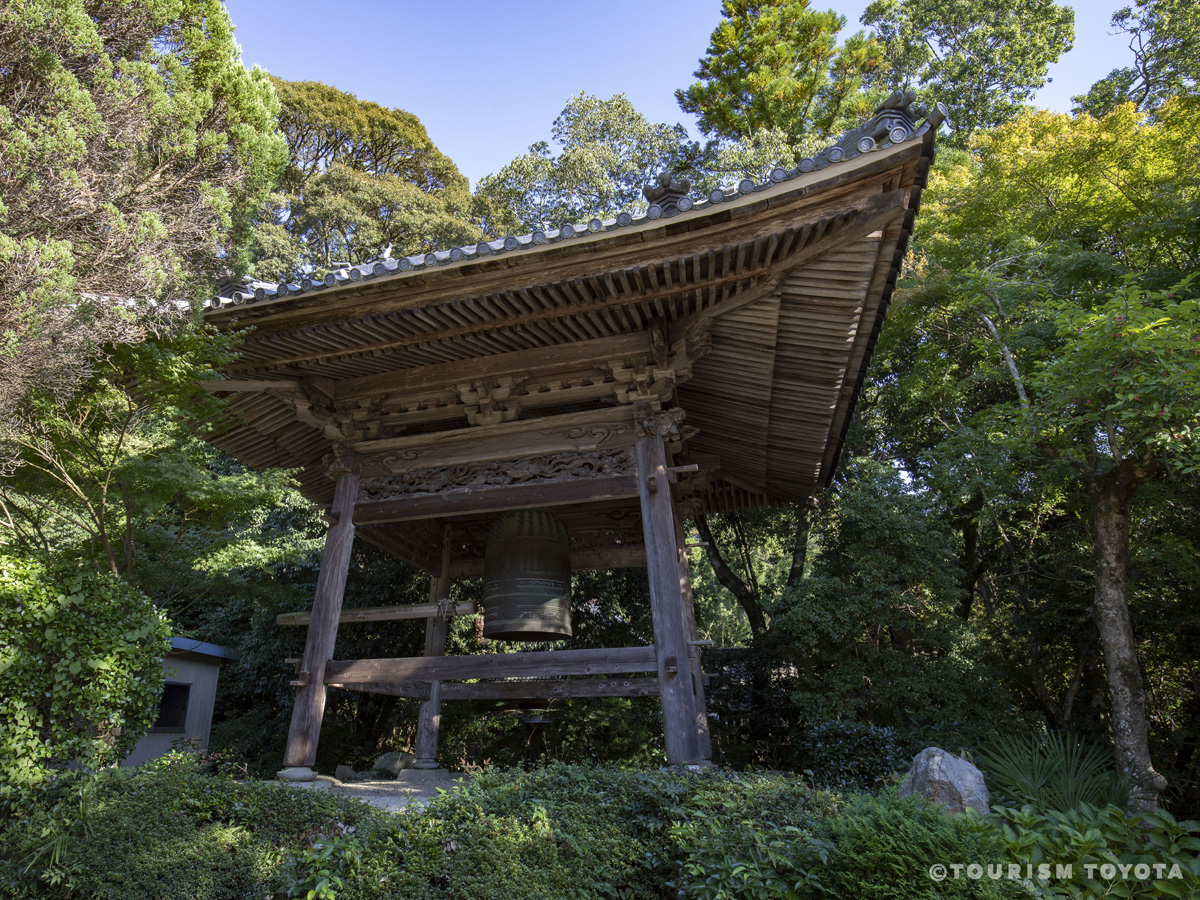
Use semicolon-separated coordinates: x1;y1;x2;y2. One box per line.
207;90;946;311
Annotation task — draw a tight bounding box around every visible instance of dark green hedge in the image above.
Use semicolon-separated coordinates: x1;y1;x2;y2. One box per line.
1;755;1024;899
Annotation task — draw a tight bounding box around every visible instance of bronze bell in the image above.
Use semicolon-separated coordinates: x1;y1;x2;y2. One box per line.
482;509;572;641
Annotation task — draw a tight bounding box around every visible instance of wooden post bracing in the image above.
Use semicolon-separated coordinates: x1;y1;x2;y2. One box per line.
413;524;452;768
635;404;702;764
279;450;361;779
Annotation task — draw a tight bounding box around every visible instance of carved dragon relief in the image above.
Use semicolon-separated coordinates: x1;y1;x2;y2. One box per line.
357;446;637;505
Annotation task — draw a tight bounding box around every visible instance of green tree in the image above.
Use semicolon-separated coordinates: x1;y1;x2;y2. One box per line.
861;0;1074;141
249;78;482;280
474;93;698;233
0;331;300;584
767;459;1027;753
676;0;887;148
1073;0;1200;116
0;557;171;790
870;98;1200;805
0;0;285;445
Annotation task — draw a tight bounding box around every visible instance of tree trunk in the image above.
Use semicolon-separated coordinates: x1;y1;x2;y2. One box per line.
696;514;768;636
785;505;811;590
1089;469;1168;809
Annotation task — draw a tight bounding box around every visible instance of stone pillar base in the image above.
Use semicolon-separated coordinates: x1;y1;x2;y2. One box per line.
411;758;441;770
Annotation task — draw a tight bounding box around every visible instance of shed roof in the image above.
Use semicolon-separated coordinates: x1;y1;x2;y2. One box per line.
169;637;241;662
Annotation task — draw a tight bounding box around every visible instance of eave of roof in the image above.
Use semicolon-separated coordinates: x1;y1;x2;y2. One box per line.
206;91;947;319
169;637;240;661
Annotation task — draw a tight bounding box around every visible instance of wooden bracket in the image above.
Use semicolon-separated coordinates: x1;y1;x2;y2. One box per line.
665;656;679;675
322;511;341;526
289;671;310;688
665;464;699;483
647;475;659;494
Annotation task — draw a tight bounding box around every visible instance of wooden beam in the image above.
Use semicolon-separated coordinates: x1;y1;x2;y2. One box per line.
351;405;633;463
335;332;653;401
281;452;361;773
675;510;712;761
636;413;702;764
352;474;640;525
324;645;658;684
448;544;647;579
333;677;689;701
414;525;453;768
201;379;300;392
276;600;475;627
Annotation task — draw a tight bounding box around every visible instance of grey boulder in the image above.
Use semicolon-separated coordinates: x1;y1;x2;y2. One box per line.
334;764;362;783
374;750;417;776
899;747;990;815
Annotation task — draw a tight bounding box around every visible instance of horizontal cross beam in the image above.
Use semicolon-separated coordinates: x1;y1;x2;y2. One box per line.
277;600;475;628
334;332;653;402
331;676;682;701
324;645;658;684
352;473;640;525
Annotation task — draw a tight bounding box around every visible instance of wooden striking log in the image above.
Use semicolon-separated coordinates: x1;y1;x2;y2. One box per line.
636;408;702;764
276;601;474;627
281;452;361;771
324;645;657;685
331;676;708;701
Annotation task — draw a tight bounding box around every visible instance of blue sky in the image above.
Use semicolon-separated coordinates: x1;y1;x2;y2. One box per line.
223;1;1135;187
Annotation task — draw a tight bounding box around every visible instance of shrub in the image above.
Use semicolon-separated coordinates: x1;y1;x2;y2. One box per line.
4;759;1081;899
0;751;383;899
992;802;1200;898
0;556;170;795
975;731;1131;814
803;719;906;790
817;790;1024;899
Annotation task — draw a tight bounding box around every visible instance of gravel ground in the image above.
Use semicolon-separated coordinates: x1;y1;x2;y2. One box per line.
286;769;468;812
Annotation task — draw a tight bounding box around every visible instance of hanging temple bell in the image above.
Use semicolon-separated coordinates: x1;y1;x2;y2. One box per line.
482;509;572;641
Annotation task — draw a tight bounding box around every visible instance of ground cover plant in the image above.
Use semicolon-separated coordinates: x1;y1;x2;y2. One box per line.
19;757;1199;899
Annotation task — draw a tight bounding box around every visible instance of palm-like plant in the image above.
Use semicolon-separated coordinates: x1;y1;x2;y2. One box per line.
975;731;1132;814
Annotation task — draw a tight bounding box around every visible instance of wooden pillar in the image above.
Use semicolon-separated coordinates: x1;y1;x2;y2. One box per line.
675;511;713;761
279;449;361;780
635;404;702;764
413;523;452;769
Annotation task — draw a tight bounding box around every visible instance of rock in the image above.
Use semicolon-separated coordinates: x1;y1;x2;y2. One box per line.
276;766;316;783
899;747;990;815
373;750;417;776
334;764;361;783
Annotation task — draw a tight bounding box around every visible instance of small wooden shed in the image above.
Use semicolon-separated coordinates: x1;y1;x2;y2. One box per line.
201;93;944;775
122;638;240;767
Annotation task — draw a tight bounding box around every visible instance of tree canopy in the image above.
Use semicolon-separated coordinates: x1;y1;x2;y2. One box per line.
676;0;887;148
0;0;285;445
249;78;482;280
862;0;1074;140
474;93;698;233
864;95;1200;803
1073;0;1200;116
